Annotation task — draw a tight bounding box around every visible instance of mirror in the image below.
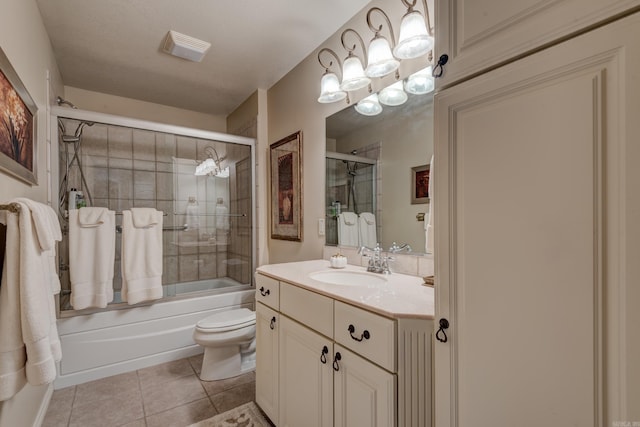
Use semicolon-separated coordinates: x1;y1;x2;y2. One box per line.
325;91;433;254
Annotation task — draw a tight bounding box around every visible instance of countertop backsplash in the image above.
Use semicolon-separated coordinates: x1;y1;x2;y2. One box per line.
323;246;434;277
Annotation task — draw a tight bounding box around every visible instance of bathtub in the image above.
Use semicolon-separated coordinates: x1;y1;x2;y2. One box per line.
54;284;255;388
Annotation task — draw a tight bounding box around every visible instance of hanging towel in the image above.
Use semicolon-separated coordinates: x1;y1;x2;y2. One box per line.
425;155;434;254
121;208;163;305
0;201;62;401
358;212;377;248
69;207;116;310
337;212;359;247
215;200;229;231
13;198;62;294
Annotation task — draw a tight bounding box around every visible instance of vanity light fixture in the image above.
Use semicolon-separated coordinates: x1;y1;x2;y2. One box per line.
404;65;435;95
317;48;348;103
378;80;408;106
393;0;434;60
355;93;383;116
339;29;371;91
364;7;400;78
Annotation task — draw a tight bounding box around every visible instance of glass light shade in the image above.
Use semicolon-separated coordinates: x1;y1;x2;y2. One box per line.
365;36;399;78
355;93;383;116
393;11;433;59
340;55;371;91
378;81;408;106
404;66;435;95
318;72;347;103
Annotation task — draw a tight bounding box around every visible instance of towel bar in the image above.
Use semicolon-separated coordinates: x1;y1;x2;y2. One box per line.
0;203;21;213
115;225;188;234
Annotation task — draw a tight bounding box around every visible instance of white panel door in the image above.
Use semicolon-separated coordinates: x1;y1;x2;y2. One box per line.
279;316;333;427
256;303;279;424
435;0;640;88
434;12;640;427
333;345;396;427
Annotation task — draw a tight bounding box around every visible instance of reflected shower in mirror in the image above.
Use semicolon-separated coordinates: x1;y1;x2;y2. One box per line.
325;90;433;253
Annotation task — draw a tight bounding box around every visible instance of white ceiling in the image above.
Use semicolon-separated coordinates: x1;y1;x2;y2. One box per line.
36;0;372;115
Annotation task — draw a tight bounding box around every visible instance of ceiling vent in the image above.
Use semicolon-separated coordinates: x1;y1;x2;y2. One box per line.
162;30;211;62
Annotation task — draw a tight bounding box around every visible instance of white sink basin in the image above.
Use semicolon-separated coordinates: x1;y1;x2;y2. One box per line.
309;270;387;286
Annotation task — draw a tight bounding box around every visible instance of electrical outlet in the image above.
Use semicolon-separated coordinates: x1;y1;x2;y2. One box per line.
318;218;325;236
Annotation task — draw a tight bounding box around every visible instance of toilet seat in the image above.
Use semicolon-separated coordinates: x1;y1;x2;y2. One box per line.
196;308;256;333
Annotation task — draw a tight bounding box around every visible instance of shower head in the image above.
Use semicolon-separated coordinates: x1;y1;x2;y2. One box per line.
56;96;77;109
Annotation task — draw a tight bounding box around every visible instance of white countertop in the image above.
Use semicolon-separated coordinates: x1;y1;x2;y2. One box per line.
256;259;434;320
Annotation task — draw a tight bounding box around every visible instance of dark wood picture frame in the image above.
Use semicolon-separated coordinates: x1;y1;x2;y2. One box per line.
0;46;37;185
270;131;302;241
411;164;430;204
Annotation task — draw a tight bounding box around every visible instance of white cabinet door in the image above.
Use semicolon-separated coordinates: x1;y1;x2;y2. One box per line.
279;316;333;427
256;303;279;425
434;12;639;427
333;345;396;427
435;0;640;88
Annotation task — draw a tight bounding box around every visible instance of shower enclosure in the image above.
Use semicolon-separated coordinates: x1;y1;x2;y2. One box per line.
325;151;377;246
55;108;255;314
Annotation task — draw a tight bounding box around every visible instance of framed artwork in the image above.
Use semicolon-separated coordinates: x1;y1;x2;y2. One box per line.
411;164;430;204
0;47;37;185
270;131;302;241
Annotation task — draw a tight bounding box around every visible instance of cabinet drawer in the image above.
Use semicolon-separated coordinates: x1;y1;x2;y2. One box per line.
334;301;396;372
255;273;279;310
280;282;333;338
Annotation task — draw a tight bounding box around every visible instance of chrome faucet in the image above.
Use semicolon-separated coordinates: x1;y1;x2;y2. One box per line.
388;242;412;253
359;243;393;274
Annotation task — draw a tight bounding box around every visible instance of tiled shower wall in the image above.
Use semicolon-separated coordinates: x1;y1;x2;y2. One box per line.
58;118;253;310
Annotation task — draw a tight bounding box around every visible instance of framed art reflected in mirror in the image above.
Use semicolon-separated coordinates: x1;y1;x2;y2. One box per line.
270;130;302;241
411;164;430;204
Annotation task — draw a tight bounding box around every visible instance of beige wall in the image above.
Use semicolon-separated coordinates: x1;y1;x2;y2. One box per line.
0;0;64;204
64;86;227;132
0;0;63;424
266;0;430;263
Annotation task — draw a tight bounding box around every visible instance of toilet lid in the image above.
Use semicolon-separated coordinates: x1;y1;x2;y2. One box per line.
197;308;256;331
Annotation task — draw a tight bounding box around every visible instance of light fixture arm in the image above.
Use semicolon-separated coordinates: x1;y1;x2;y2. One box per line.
399;0;434;36
366;7;396;47
318;48;343;78
341;29;368;63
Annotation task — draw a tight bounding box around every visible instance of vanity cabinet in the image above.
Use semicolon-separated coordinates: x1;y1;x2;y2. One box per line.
255;303;279;424
435;0;640;88
433;10;640;426
255;272;433;427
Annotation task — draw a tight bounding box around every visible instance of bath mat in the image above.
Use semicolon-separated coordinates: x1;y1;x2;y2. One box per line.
188;402;272;427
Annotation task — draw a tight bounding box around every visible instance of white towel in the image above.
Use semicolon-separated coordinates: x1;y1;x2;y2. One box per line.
0;201;62;401
358;212;377;248
13;198;62;295
69;207;116;309
121;208;163;305
337;212;359;247
425;155;434;254
215;203;229;231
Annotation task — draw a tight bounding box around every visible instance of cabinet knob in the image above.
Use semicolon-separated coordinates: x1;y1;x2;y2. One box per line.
332;352;342;371
436;318;450;343
259;287;270;297
269;316;276;330
432;54;449;78
348;324;370;342
320;346;329;364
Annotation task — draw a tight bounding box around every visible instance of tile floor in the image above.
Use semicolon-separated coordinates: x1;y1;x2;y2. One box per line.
42;354;260;427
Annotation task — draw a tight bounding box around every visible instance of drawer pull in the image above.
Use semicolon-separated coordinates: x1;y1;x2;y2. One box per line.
333;352;342;371
436;318;450;343
259;287;270;297
348;324;371;342
320;346;329;364
270;316;276;330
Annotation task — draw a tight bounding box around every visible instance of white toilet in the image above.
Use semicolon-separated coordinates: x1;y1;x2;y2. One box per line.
193;308;256;381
